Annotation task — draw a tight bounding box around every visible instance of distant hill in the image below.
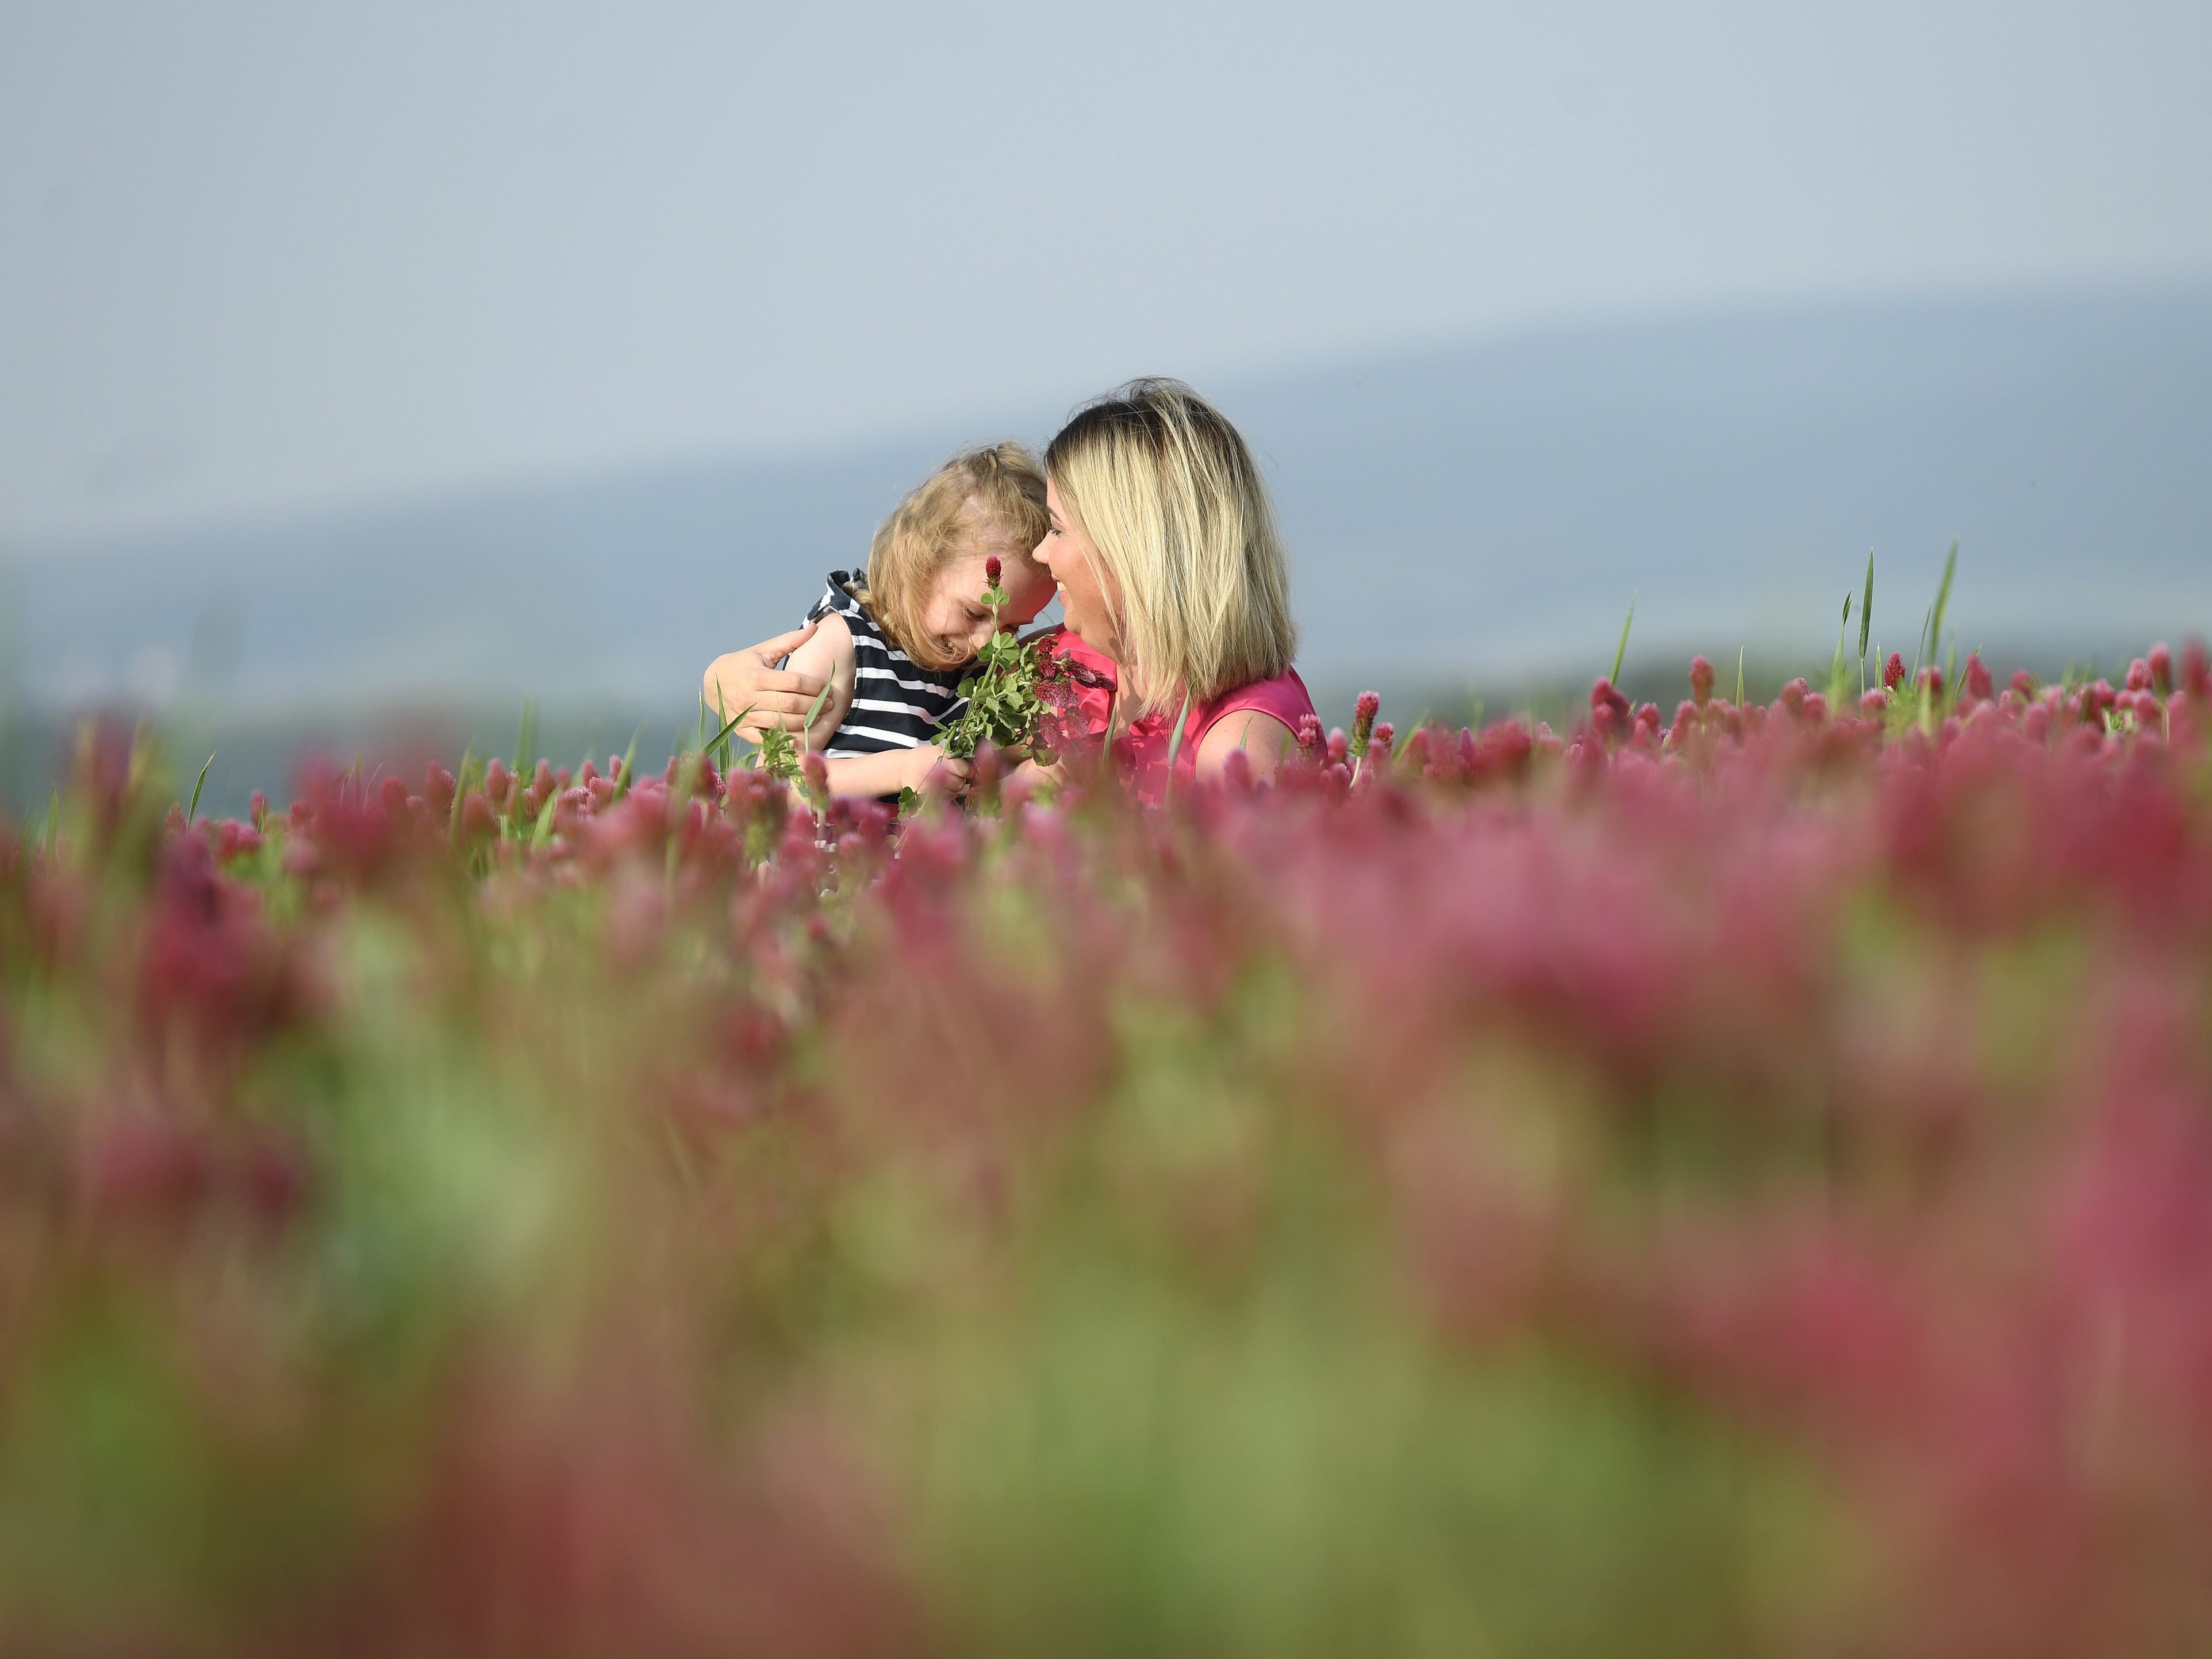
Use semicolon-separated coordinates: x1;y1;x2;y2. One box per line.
7;281;2209;717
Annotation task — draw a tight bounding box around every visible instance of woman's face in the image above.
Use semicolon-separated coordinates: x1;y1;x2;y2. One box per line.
1037;477;1121;660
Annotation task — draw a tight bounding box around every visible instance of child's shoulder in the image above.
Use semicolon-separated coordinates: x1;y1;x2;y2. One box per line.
788;599;855;672
806;570;869;625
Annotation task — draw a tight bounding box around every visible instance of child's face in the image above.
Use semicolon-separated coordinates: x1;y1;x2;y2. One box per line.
917;543;1055;665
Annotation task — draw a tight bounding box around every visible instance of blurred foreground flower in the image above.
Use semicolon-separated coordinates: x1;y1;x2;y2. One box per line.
0;642;2209;1657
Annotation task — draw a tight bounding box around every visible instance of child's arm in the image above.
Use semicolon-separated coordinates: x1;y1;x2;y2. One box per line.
818;744;972;801
779;613;856;750
777;617;970;799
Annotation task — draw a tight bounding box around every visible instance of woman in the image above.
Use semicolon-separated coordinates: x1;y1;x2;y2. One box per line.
1030;378;1312;798
704;378;1314;797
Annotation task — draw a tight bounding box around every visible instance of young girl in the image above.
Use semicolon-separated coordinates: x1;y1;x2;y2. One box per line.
770;443;1057;800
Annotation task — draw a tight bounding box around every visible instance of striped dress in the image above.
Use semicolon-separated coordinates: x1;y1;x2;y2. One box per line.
804;571;968;758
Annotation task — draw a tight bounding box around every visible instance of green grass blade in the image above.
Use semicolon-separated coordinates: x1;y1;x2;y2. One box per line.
1857;552;1875;666
705;703;757;761
1610;596;1637;684
448;744;475;838
530;785;559;850
1829;593;1853;706
1735;647;1745;708
1929;542;1958;673
1161;688;1196;805
514;698;539;774
42;786;59;857
798;682;833;752
187;752;215;824
613;721;646;800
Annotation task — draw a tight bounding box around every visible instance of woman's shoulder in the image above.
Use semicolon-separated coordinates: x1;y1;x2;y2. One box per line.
1204;664;1314;730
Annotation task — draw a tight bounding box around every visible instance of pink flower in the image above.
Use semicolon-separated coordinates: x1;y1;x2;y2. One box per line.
1964;652;1993;703
1353;692;1381;755
1689;656;1715;706
1588;679;1633;750
1884;652;1906;692
461;792;497;843
985;554;1002;586
86;1117;212;1218
2149;642;2173;696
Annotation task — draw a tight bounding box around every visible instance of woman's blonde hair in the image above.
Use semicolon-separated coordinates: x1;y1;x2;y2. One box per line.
1044;378;1296;716
857;443;1049;671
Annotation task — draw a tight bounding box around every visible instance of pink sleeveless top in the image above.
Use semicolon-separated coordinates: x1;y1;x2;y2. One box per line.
1041;629;1314;805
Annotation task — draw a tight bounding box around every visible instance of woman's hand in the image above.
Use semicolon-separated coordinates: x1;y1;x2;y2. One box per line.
702;620;825;741
1008;755;1071;793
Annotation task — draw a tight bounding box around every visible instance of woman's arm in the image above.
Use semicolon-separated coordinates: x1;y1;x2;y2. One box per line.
1195;708;1296;782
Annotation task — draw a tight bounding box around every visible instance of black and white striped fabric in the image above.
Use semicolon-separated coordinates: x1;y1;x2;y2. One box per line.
803;571;968;757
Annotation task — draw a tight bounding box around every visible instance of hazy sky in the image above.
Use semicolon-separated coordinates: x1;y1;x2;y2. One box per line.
4;0;2209;546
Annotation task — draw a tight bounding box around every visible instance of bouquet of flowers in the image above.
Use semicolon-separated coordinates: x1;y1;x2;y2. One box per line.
935;558;1111;767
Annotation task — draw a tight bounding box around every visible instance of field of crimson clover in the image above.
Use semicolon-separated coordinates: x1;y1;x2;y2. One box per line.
2;636;2211;1658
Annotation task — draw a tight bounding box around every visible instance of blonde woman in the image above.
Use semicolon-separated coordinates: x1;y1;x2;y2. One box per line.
1032;379;1314;799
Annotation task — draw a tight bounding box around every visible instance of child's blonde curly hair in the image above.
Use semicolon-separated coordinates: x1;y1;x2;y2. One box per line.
852;443;1050;672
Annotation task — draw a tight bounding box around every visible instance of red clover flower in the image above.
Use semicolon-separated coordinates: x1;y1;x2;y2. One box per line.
1352;692;1381;758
